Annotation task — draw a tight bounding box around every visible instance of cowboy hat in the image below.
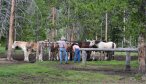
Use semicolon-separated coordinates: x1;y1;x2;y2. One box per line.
61;36;66;40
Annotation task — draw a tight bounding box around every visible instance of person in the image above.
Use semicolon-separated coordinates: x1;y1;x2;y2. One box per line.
57;36;68;64
72;43;80;63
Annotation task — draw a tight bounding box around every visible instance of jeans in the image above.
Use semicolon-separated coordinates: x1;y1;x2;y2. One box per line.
59;48;68;64
74;49;80;63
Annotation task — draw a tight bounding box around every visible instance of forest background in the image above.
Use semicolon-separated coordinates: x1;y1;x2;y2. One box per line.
0;0;146;48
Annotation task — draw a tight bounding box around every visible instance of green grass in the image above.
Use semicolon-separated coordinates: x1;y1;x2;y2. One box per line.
115;52;138;56
0;47;5;54
87;60;138;67
0;60;141;84
0;47;142;84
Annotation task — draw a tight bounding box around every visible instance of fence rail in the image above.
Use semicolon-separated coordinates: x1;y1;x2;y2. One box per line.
80;48;138;52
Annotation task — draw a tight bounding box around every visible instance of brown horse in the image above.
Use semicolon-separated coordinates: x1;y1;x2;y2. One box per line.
78;41;91;60
66;42;74;60
66;41;91;61
49;42;59;60
52;42;74;61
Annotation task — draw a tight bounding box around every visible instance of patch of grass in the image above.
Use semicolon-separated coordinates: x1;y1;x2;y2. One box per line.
86;60;138;68
0;60;142;84
0;61;121;84
0;47;5;54
115;52;138;56
0;47;23;54
135;73;143;80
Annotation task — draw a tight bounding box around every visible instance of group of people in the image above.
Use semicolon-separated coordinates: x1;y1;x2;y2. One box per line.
57;36;80;64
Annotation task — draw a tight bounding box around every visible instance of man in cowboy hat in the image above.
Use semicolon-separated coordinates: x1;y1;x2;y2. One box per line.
72;43;80;63
57;36;68;64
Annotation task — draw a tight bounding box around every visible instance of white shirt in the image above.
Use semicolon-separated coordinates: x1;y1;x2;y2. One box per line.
73;45;80;52
57;40;67;48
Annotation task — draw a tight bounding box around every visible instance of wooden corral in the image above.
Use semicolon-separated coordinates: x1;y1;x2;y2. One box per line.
37;40;146;73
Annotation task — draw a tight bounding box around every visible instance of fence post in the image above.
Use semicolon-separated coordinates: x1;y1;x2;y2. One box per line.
125;52;131;71
38;42;43;61
48;42;51;60
36;42;40;61
82;50;87;66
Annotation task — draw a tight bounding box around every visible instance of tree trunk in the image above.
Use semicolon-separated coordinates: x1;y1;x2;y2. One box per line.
123;10;126;47
5;32;8;50
0;0;2;19
52;7;55;26
7;0;15;60
138;0;146;73
138;34;146;73
35;14;39;42
105;12;108;41
52;7;56;41
100;22;103;40
0;0;2;40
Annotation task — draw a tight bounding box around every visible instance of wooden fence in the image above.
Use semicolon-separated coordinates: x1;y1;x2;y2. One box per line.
80;48;138;71
37;41;145;73
80;48;138;52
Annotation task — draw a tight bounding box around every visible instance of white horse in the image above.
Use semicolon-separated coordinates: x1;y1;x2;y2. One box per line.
89;40;116;60
12;41;42;62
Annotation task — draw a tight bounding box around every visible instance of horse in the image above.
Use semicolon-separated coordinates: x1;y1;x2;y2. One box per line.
65;41;90;61
66;42;74;60
12;41;42;62
48;42;59;61
89;40;116;60
78;41;91;60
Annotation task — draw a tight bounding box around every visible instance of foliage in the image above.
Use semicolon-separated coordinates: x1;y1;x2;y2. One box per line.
0;0;145;47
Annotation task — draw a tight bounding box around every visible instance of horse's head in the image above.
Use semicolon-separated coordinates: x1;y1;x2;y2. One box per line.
66;42;73;51
89;40;95;47
12;41;19;49
53;42;59;49
89;40;101;48
26;42;38;52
